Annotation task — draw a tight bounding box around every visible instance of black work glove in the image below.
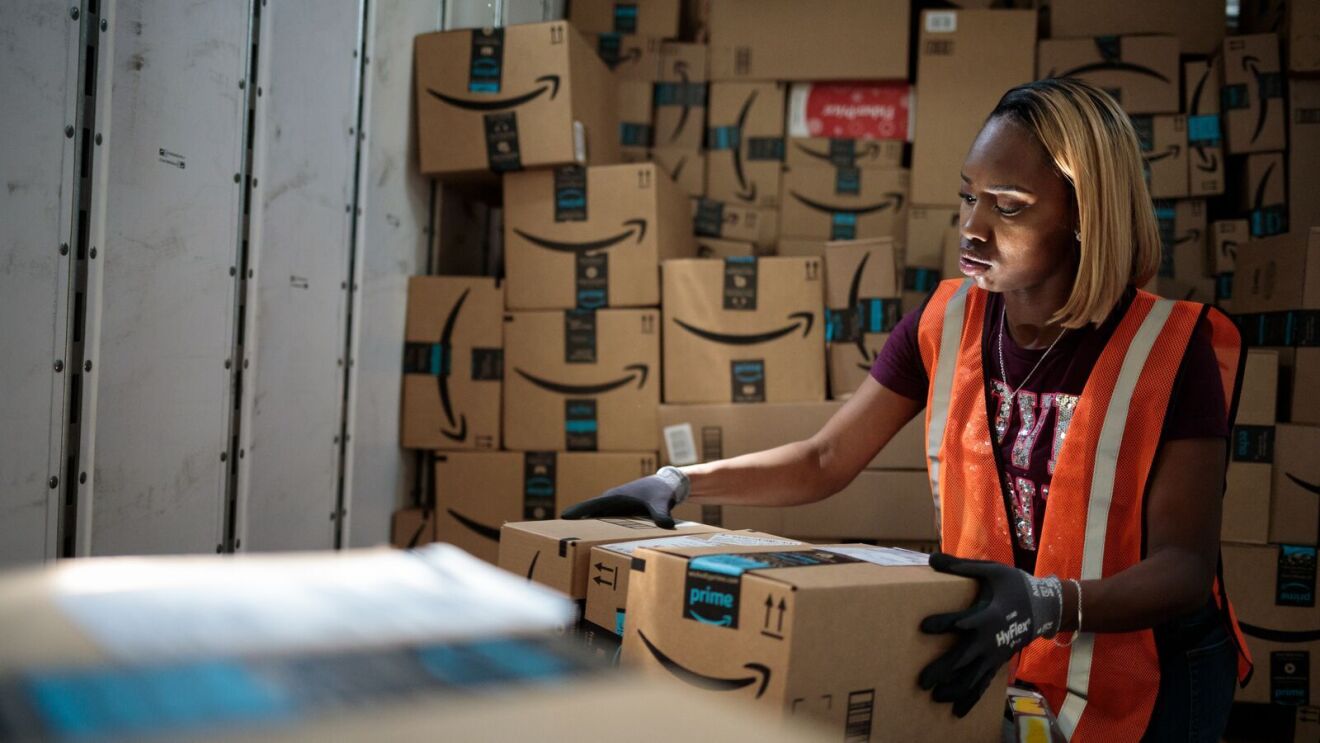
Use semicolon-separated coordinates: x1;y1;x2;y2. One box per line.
560;466;690;529
918;552;1063;718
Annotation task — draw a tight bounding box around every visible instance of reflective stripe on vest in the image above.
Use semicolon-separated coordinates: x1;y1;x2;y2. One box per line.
924;279;971;531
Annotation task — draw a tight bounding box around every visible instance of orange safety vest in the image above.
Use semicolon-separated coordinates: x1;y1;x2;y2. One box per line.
917;279;1253;741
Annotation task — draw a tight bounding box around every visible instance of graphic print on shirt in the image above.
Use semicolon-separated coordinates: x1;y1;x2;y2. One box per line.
988;379;1079;551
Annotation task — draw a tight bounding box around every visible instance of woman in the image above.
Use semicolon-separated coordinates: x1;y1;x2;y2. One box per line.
564;79;1251;742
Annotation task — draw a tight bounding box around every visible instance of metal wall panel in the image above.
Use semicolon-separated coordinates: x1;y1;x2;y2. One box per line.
0;2;83;566
80;0;251;556
235;0;365;552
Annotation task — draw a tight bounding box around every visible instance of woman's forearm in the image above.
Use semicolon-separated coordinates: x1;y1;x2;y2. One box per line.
681;438;843;508
1060;547;1214;634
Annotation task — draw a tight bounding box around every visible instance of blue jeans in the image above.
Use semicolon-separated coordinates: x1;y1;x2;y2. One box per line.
1141;599;1238;742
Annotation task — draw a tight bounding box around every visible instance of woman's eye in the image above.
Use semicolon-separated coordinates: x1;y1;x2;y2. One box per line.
958;192;976;205
995;204;1024;217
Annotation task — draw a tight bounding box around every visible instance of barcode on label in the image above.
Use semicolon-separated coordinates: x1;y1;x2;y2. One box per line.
664;423;698;466
925;11;956;33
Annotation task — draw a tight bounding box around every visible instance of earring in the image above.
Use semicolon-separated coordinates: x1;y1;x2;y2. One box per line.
1074;229;1081;241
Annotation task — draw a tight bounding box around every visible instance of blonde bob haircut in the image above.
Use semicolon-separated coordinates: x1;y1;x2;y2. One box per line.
987;78;1162;328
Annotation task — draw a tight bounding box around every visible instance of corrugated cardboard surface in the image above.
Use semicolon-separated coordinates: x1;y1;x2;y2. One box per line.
622;543;1002;741
707;0;909;81
1183;58;1225;197
828;335;890;400
697;236;757;258
1232;228;1320;313
779;167;910;242
616;78;656;161
504;162;695;309
1047;0;1225;56
1270;424;1320;546
588;33;663;81
706;82;786;209
1222;34;1287;154
503;309;661;451
1210;219;1248;275
653;147;705;198
401;277;503;450
784;138;904;172
390;507;437;549
571;0;681;39
1037;36;1180;115
1135;114;1188;198
1293;348;1320;426
823;239;901;308
911;10;1036;206
655;42;708;150
435;451;658;564
415;22;619;177
1222;542;1319;706
692;198;779;247
662;258;825;404
1289;80;1320;239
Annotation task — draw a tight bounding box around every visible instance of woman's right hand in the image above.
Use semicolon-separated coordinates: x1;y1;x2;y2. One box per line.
560;467;689;529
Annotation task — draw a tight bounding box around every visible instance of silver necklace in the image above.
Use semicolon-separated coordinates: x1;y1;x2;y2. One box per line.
996;304;1067;406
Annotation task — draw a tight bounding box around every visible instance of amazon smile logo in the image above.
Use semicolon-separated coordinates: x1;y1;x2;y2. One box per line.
793;140;883;166
789;190;904;216
513;218;647;255
636;630;771;698
667;61;696;144
1286;472;1320;496
514;364;649;395
525;550;540;580
447;508;501;542
1239;622;1320;644
673;313;815;346
1252;160;1279;211
1194;147;1219;172
438;290;469;442
428;74;560;112
1143;144;1182;163
1242;56;1273;144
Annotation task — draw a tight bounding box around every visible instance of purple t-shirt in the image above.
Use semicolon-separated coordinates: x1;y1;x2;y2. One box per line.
872;288;1228;571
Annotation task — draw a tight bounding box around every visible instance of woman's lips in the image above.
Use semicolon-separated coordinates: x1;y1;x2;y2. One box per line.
959;254;992;276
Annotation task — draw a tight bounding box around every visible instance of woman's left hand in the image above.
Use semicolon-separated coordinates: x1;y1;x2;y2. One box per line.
918;553;1064;717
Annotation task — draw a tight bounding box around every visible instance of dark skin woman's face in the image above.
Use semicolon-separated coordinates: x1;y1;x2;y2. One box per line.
956;115;1079;299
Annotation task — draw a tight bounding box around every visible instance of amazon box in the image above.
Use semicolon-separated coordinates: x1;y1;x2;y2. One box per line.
435;451;658;564
697;236;757;258
1294;349;1320;426
658;400;925;471
621;543;1003;740
589;33;663;81
692;198;778;249
829;335;888;400
503;309;660;452
1223;349;1279;544
586;530;802;636
911;10;1038;206
1292;1;1320;74
1210;219;1248;275
1047;0;1224;56
786;82;912;142
415;22;619;178
706;82;786;209
783;138;904;173
779;167;909;242
906;204;960;282
653;147;705;198
707;0;908;81
1238;152;1289;238
823;238;902;346
504;162;696;310
1232;228;1320;313
1154;199;1207;280
391;507;437;549
654;43;707;151
1222;542;1319;706
662;257;825;404
1183;58;1226;197
1270;424;1320;546
401;277;503;450
1222;34;1288;154
1037;36;1180;115
1130;115;1189;199
499;518;725;600
1289;80;1320;241
616;79;655;161
571;0;680;39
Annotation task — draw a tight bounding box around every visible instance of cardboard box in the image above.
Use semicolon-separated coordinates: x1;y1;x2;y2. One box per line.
707;0;909;81
697;237;757;258
657;400;925;471
499;518;725;599
1289;80;1320;241
401;277;504;450
1292;1;1320;74
504;163;696;310
1182;58;1225;197
823;239;902;347
1047;0;1225;56
571;0;681;38
1130;114;1188;198
779;167;909;242
1222;542;1319;706
829;335;889;400
1232;228;1320;313
691;198;779;249
585;530;802;635
663;257;825;404
786;82;912;142
653;147;705;198
1293;348;1320;426
1222;349;1279;544
1154;199;1207;280
415;22;619;178
911;10;1038;206
503;309;660;452
1270;424;1320;546
784;138;904;173
654;42;707;150
1222;34;1287;154
435;451;658;564
1239;151;1289;238
391;507;437;549
1210;219;1248;275
1038;36;1180;115
589;33;663;81
615;78;655;161
621;543;1003;740
1238;348;1281;427
906;205;960;274
706;82;786;209
1296;706;1320;743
